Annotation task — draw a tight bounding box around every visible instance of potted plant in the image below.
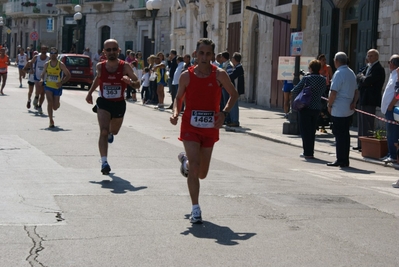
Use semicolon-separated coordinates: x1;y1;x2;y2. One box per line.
359;129;388;159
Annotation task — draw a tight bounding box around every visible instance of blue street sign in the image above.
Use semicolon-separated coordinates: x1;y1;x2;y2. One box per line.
47;17;54;32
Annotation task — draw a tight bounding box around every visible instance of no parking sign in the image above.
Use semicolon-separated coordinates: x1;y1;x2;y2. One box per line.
30;31;39;41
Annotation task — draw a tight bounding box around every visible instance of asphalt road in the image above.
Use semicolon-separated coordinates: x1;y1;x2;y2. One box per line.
1;66;399;267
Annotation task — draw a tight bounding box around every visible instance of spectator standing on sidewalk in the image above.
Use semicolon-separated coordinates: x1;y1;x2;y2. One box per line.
381;55;399;165
167;50;178;108
227;52;245;127
327;52;359;168
83;47;92;58
219;51;234;124
141;67;150;104
183;54;192;71
168;56;184;109
354;49;386;150
291;59;327;159
170;38;238;224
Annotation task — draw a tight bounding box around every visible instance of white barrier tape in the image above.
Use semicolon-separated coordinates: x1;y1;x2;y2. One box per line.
320;96;399;125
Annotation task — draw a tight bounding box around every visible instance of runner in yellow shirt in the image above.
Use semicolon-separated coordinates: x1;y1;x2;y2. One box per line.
40;47;71;128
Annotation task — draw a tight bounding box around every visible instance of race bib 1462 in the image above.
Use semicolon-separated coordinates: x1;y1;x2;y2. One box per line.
190;110;215;128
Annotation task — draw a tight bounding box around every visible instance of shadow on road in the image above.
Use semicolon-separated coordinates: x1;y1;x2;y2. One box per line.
90;174;147;194
181;220;256;246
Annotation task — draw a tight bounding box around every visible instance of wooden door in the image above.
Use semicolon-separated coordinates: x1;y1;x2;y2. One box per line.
227;22;241;54
356;0;379;72
319;0;339;71
270;13;291;109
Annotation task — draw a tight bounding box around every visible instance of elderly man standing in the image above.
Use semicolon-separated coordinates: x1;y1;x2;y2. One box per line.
354;49;386;151
327;52;359;167
381;55;399;166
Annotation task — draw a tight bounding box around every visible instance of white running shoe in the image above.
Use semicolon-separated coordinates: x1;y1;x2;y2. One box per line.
178;152;189;178
190;207;202;224
392;180;399;188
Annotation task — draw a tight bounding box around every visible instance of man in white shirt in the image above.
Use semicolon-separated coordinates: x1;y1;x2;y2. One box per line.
168;56;184;109
381;55;399;164
327;52;359;167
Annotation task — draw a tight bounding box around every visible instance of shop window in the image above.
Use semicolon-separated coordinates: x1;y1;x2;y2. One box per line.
277;0;292;6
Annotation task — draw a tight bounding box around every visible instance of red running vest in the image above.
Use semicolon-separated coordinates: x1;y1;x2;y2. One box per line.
180;64;222;142
99;60;126;102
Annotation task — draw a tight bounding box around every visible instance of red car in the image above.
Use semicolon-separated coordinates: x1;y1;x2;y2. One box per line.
58;54;93;89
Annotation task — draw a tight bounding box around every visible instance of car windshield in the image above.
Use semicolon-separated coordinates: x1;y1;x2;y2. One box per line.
65;56;90;67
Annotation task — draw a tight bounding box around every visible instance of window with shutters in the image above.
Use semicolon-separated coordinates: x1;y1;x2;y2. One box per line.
230;1;241;15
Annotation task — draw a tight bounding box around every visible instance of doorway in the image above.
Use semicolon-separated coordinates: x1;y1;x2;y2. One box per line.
100;26;110;50
343;23;358;71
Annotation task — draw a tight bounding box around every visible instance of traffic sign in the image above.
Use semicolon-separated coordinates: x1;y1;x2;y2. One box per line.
277;56;315;80
30;31;39;41
290;32;303;56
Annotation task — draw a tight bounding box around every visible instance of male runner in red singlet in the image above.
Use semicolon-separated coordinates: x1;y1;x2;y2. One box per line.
170;38;238;224
0;47;10;95
86;39;140;175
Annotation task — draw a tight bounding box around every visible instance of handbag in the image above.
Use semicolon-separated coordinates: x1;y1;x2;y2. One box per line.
149;72;157;81
292;82;312;111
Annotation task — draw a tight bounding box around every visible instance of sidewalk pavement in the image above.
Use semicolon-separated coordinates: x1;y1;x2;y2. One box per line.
226;101;395;167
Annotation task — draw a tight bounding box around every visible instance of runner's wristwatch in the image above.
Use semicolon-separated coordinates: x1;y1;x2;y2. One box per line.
222;111;229;117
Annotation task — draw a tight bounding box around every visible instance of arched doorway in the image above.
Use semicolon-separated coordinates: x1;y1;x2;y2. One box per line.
100;26;110;50
249;15;259;103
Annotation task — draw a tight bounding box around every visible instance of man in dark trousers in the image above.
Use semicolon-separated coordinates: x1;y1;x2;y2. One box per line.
354;49;386;150
228;52;245;127
166;49;178;109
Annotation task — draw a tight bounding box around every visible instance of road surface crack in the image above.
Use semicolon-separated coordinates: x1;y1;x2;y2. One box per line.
25;226;46;267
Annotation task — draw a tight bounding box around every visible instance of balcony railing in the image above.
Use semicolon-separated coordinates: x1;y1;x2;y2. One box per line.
55;0;80;5
5;1;57;16
84;0;114;2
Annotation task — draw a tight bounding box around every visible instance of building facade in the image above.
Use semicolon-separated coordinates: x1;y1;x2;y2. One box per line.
171;0;399;108
4;0;173;60
3;0;399;110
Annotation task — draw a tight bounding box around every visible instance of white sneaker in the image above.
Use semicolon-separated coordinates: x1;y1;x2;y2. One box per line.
383;157;396;163
178;152;189;178
392;180;399;188
190;208;202;224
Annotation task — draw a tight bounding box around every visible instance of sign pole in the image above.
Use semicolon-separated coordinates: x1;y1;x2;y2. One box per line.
283;0;303;135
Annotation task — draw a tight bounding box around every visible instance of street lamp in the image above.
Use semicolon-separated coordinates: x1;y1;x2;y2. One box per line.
0;17;3;46
146;0;162;54
73;5;82;53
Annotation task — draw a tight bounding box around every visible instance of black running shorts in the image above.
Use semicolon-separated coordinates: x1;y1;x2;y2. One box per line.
93;97;126;119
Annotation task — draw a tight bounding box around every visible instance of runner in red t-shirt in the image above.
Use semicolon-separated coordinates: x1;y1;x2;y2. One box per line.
86;39;140;175
170;38;238;224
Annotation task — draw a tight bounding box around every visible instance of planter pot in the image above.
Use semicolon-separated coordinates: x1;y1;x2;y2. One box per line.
359;136;388;159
